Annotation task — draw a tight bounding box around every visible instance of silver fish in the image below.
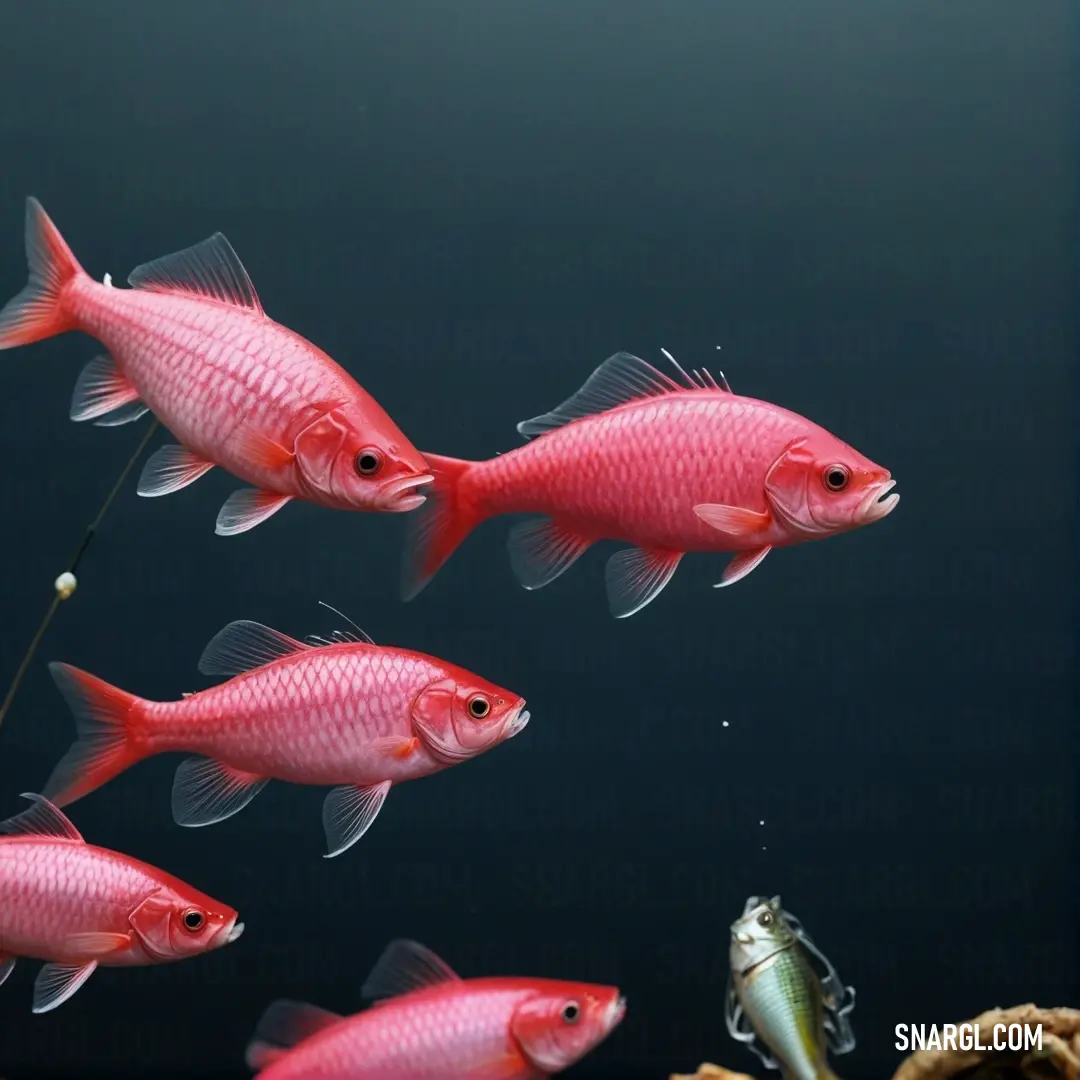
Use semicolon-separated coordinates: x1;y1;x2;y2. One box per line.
726;896;856;1080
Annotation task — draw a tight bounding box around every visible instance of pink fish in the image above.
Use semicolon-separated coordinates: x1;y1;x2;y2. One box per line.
0;792;242;1014
404;350;899;617
0;198;433;534
43;614;529;857
246;939;626;1078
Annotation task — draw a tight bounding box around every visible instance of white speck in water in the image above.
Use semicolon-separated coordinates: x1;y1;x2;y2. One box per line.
722;720;730;728
759;819;765;826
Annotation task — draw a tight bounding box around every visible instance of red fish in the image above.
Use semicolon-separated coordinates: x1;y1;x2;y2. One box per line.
0;792;241;1014
44;614;529;858
404;351;899;617
246;939;626;1078
0;198;432;534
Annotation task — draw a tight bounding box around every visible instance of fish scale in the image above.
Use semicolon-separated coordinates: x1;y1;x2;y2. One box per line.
263;984;531;1078
0;198;432;533
404;350;897;616
43;621;527;856
473;394;806;550
148;649;442;780
0;840;151;958
70;283;347;484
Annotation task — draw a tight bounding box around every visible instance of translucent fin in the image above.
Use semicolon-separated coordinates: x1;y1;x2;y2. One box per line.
32;960;97;1014
128;232;263;314
361;939;461;1002
69;355;142;423
136;444;214;497
304;601;375;647
507;517;592;590
0;197;82;350
0;956;15;987
245;1000;343;1070
693;503;771;541
517;350;727;438
44;664;141;807
604;547;682;619
0;793;83;841
715;546;772;588
197;620;308;678
93;400;151;428
400;453;476;601
171;757;268;827
216;488;293;536
322;781;391;859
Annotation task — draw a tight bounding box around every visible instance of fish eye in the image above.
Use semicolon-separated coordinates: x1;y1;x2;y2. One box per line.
467;694;491;720
355;448;383;477
822;464;850;492
561;1001;581;1024
182;908;206;933
757;910;774;928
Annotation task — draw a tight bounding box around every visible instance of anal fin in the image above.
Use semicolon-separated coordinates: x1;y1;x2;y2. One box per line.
137;444;215;497
171;757;269;827
605;547;682;619
70;355;144;424
716;546;772;588
216;489;293;536
507;517;591;590
33;960;97;1014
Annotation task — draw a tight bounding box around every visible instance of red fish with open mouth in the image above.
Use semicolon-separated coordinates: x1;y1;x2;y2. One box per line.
0;793;242;1014
246;939;626;1078
43;613;529;858
0;198;432;533
404;350;899;617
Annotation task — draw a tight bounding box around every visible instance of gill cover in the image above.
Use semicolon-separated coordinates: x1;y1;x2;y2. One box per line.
295;411;350;488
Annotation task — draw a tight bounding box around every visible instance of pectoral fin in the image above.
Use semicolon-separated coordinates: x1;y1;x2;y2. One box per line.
61;932;132;959
693;503;771;541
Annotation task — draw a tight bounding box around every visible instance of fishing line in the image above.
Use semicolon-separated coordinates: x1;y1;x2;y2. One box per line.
0;417;161;729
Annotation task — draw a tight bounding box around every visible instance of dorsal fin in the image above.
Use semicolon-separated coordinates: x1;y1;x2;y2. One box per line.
303;601;375;648
517;350;730;438
245;1000;343;1070
0;793;84;842
360;940;461;1002
128;233;264;314
197;620;309;678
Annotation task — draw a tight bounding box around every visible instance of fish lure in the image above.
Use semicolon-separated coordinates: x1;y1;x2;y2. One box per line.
727;896;856;1080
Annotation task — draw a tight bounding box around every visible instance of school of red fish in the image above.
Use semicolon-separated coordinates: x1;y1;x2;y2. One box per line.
0;197;898;1076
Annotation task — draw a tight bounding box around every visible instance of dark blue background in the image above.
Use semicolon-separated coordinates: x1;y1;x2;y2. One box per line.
0;1;1075;1077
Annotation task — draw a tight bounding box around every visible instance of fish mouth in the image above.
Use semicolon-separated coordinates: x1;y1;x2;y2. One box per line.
379;473;434;512
503;702;531;739
858;478;899;524
609;994;628;1027
227;920;245;944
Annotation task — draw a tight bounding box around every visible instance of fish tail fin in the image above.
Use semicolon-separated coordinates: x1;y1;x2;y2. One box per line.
0;198;85;350
44;662;148;807
401;453;484;601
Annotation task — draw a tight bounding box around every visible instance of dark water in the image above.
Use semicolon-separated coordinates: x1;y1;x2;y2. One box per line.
0;2;1075;1077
